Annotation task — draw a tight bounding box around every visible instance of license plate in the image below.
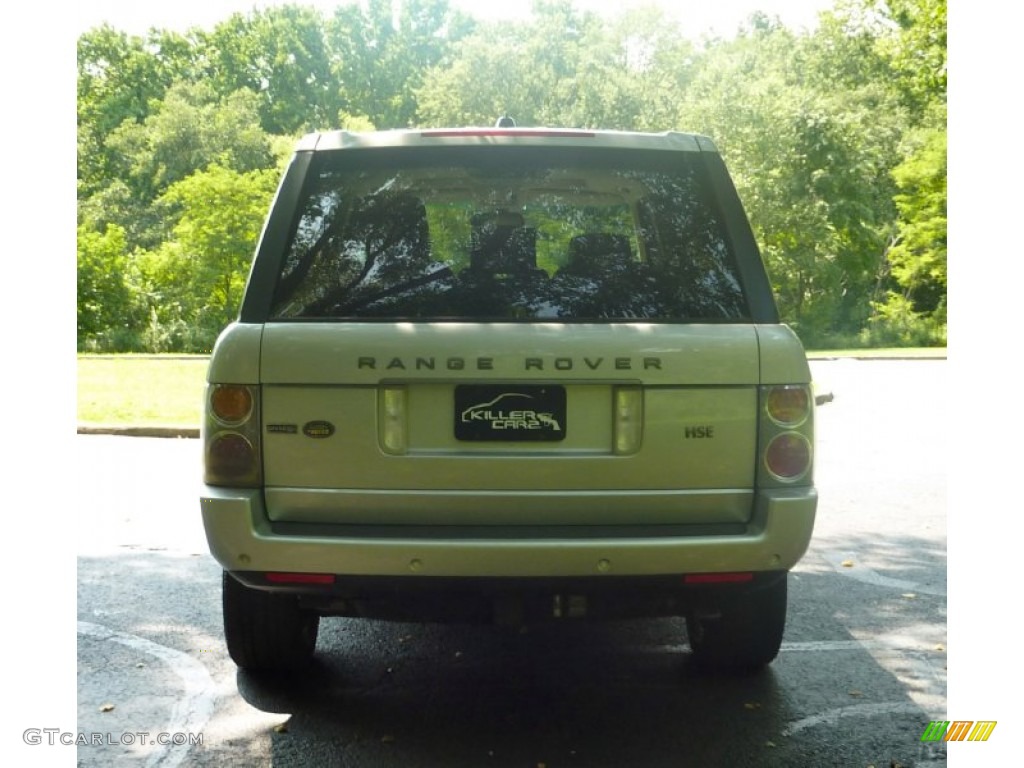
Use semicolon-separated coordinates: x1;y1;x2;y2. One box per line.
455;385;567;442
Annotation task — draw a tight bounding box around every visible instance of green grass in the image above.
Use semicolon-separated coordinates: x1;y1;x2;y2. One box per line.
76;347;947;427
805;347;947;359
77;355;209;427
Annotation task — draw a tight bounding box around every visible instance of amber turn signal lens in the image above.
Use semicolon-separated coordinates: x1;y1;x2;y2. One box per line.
765;386;810;427
210;385;253;425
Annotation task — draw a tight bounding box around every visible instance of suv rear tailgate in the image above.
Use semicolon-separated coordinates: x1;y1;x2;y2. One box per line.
260;322;760;526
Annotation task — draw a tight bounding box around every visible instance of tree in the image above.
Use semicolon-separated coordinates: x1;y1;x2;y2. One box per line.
327;0;475;129
676;18;906;342
77;224;137;351
890;127;946;308
859;0;946;344
603;6;699;132
136;165;280;351
869;125;946;342
96;81;275;251
77;25;199;197
416;0;660;129
195;5;338;134
871;0;946;115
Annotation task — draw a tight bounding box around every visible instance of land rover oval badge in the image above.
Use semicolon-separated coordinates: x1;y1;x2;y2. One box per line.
302;420;335;439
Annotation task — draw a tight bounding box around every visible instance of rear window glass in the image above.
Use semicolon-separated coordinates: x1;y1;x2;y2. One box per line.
269;147;749;321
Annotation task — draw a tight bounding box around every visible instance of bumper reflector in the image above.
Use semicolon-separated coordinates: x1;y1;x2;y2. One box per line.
265;573;336;585
684;572;754;584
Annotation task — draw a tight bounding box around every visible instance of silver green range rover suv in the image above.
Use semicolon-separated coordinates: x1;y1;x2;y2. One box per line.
200;124;818;672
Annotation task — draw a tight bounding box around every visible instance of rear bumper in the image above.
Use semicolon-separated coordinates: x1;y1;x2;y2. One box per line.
200;486;816;578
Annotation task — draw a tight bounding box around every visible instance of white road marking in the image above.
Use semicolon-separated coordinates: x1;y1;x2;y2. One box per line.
782;701;925;737
78;621;217;768
653;638;936;654
783;640;875;652
823;550;946;596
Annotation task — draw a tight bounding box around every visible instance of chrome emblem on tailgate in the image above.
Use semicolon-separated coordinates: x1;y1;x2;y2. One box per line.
302;421;335;439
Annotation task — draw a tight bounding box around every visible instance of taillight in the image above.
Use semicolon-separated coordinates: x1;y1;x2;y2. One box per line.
684;572;754;584
764;432;812;481
765;385;810;427
204;384;261;487
266;572;336;585
210;385;253;425
759;385;813;485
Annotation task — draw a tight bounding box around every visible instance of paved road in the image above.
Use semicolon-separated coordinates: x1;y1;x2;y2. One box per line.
63;359;955;766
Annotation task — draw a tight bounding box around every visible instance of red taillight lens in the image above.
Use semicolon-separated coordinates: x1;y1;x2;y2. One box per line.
207;433;257;481
764;432;812;482
210;385;253;425
684;572;754;584
266;573;336;585
765;385;810;427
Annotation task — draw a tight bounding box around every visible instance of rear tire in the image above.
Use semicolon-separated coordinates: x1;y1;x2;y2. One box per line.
685;573;787;671
222;571;320;671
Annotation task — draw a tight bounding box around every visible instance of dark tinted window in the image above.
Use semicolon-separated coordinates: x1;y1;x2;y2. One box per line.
269;147;749;321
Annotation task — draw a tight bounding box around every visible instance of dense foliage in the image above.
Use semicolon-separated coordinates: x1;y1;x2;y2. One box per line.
77;0;946;351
